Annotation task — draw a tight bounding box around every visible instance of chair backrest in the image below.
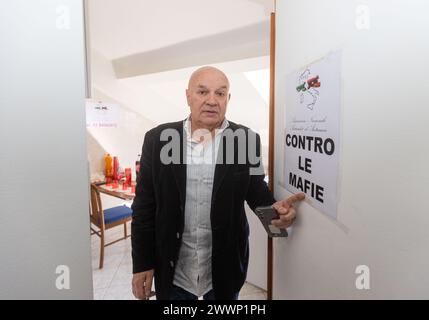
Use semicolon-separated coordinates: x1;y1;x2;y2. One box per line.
89;184;104;227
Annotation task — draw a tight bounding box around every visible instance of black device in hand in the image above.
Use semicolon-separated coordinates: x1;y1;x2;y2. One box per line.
255;206;288;238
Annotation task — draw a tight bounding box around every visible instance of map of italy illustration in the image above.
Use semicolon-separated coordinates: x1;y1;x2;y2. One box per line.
296;69;321;110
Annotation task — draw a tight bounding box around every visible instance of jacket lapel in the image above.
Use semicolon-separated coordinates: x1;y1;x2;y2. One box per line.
212;125;236;203
171;120;187;209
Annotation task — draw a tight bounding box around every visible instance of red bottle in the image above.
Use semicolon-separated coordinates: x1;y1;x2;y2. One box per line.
113;156;119;181
125;168;132;185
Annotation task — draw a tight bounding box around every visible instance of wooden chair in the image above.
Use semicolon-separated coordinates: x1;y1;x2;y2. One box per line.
89;183;132;269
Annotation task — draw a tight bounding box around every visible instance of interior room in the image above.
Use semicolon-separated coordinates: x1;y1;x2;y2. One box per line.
85;0;275;300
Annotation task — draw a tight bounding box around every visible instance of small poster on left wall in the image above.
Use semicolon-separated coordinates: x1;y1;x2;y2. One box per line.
86;100;120;128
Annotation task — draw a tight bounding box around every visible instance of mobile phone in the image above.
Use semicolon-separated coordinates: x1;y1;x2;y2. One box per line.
255;206;288;238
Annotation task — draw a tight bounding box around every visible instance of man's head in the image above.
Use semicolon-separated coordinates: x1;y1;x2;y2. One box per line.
186;66;231;131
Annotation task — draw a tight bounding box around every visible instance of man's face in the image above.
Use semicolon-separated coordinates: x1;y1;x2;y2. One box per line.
186;68;230;130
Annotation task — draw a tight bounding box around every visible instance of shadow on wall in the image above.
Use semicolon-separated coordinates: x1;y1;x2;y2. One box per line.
87;130;107;174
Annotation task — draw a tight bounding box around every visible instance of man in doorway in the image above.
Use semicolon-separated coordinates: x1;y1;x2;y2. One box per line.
131;66;305;300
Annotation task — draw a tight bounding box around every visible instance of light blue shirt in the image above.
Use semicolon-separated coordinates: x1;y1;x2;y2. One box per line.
172;116;229;297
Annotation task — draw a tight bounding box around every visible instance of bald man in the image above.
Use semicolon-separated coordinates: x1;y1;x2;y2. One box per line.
131;66;305;300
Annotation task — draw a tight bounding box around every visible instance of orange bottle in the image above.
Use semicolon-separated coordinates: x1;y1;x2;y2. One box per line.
104;154;113;179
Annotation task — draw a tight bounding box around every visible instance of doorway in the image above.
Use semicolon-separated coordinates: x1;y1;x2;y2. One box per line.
85;0;275;300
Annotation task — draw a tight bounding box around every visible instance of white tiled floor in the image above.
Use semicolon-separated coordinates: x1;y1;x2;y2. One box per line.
91;223;267;300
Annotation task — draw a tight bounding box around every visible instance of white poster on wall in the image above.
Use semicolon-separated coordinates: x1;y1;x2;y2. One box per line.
86;100;120;128
284;51;341;219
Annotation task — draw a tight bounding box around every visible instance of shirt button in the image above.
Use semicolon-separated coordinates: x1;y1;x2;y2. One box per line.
170;261;174;268
176;232;180;239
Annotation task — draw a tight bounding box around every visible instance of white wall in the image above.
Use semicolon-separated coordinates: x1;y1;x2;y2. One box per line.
0;0;93;299
273;0;429;299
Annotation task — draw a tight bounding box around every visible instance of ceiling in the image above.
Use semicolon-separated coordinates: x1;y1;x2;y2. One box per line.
87;0;274;61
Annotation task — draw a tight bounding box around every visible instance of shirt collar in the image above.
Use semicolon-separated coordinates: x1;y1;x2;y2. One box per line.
183;115;229;141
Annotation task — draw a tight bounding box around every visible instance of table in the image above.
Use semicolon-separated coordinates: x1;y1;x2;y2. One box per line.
94;181;136;201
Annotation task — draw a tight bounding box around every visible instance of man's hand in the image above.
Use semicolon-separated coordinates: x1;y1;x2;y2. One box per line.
132;269;155;300
271;193;306;229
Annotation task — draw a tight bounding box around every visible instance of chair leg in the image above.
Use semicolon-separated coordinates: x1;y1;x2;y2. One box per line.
124;222;128;238
99;228;105;269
